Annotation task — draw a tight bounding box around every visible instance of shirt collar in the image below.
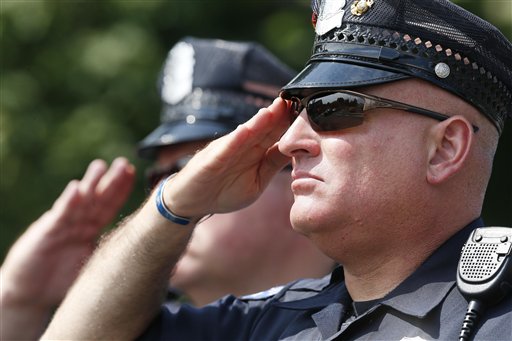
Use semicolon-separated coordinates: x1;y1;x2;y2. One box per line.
380;217;484;317
273;271;348;310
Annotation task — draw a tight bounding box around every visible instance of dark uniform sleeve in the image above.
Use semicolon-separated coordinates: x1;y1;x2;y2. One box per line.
135;275;335;340
136;294;272;341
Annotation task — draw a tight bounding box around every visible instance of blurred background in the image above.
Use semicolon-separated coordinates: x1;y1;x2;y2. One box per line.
1;0;511;260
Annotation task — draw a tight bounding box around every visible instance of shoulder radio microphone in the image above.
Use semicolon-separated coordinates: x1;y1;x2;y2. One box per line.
457;226;512;341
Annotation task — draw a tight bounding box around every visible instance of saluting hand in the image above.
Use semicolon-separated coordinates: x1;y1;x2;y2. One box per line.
165;98;292;220
0;157;135;340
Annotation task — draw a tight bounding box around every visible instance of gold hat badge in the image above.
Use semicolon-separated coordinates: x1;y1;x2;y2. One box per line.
351;0;374;16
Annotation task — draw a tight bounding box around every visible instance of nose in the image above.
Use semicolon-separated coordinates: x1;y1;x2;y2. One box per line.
278;110;321;158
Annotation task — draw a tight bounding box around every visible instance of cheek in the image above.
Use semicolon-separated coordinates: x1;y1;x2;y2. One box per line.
189;215;244;251
290;133;421;230
373;130;426;178
186;208;280;263
354;128;429;214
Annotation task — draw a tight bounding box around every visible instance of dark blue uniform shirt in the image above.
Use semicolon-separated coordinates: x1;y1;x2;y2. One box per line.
138;218;512;340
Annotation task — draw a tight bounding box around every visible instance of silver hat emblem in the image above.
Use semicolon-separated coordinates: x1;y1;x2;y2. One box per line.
315;0;347;36
434;62;451;78
161;42;195;105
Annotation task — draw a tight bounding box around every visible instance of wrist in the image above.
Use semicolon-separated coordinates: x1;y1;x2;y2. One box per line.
155;175;191;225
154;174;205;226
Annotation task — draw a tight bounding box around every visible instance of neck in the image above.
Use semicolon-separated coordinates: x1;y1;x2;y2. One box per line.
343;252;427;301
340;218;464;301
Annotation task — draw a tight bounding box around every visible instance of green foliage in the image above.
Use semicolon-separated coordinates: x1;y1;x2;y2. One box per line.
1;0;510;259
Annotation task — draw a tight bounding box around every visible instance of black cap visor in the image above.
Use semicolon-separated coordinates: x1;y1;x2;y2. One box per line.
137;120;234;159
280;61;409;99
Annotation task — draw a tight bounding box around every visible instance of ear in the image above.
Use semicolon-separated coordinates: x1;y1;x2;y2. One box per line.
426;116;474;185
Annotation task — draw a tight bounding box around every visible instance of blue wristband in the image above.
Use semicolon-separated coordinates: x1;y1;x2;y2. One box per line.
155;174;191;226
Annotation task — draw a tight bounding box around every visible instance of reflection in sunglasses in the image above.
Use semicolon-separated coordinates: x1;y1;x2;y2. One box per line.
290;90;479;133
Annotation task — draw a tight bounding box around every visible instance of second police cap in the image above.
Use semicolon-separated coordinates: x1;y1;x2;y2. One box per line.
280;0;512;133
138;37;296;158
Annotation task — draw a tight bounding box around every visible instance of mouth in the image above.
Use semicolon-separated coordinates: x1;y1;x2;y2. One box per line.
291;169;322;181
290;170;323;193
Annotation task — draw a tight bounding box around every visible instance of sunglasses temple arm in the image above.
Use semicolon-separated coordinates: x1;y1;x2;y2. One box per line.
369;99;480;133
404;107;479;133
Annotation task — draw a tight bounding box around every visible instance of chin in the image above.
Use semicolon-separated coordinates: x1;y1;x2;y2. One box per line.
291;198;320;225
290;213;321;237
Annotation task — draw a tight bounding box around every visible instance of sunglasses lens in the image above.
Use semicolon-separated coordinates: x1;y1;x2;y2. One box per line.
306;92;365;131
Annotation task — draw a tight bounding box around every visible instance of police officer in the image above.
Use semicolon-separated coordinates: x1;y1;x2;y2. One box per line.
42;1;511;340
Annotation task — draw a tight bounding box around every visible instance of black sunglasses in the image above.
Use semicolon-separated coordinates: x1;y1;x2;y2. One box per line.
290;90;479;133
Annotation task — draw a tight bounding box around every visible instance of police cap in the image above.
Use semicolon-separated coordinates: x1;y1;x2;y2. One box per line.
281;0;512;133
138;37;296;158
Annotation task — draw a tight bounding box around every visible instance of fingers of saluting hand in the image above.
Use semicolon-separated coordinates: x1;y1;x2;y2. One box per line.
201;97;291;172
51;179;82;217
93;157;136;226
50;158;135;231
51;159;108;220
167;98;292;217
230;98;292;180
79;159;109;195
50;159;108;217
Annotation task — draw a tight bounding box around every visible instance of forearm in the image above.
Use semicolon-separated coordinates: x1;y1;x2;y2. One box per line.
0;288;52;341
1;245;54;340
41;190;195;340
